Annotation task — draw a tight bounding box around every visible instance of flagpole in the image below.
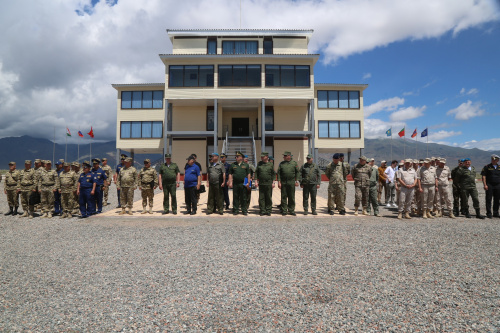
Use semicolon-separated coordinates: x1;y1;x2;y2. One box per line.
90;138;92;162
426;125;429;157
403;128;406;158
415;127;418;159
53;127;56;165
65;131;68;162
390;127;393;162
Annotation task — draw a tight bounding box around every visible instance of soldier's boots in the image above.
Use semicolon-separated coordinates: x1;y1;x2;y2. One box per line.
453;208;459;217
435;210;443;218
47;212;52;218
426;210;434;219
422;211;427;219
312;211;318;215
20;211;28;218
5;207;13;216
475;209;485;220
127;209;133;215
119;208;126;215
13;207;18;215
141;207;147;214
28;213;34;219
41;212;48;218
103;202;108;206
149;207;153;214
449;212;456;219
405;212;412;219
362;208;368;216
465;210;472;218
60;213;66;219
354;207;359;216
397;212;403;219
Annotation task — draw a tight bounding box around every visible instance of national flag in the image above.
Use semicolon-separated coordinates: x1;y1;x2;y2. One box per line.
421;128;428;138
78;131;84;138
411;128;417;138
87;127;94;138
66;127;71;137
398;127;405;138
386;128;391;137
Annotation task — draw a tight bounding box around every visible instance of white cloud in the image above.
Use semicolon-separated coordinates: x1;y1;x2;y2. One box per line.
460;87;479;95
461;138;500;151
428;130;462;141
364;118;405;139
436;98;447;105
364;97;405;117
446;100;485;120
362;73;372;80
389;106;427;122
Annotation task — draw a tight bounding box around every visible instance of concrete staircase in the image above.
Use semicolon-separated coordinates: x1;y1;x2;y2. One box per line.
224;137;256;165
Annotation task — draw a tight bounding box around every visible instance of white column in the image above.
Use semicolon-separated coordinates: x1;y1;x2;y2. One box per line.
261;98;265;152
163;98;169;156
214;99;218;152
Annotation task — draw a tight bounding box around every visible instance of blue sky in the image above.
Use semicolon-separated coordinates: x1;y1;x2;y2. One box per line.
0;0;499;150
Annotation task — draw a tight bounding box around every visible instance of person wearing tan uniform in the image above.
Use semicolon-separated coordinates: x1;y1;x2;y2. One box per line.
4;162;21;216
418;158;438;219
435;158;455;218
101;158;113;206
117;157;138;215
38;161;60;218
397;159;418;219
18;160;37;218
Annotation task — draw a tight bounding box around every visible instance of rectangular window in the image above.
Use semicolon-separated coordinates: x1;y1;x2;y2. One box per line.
120;121;163;139
317;90;360;109
265;106;274;131
263;37;273;54
318;121;360;138
207;37;217;55
121;90;164;109
168;65;214;87
222;40;258;54
265;65;310;87
207;107;214;131
218;65;261;87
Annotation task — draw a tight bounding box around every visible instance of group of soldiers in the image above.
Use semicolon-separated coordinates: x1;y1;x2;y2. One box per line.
3;158;112;218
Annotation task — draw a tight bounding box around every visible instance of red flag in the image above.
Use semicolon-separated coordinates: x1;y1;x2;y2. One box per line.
411;128;417;138
78;131;84;138
398;127;405;138
87;127;94;138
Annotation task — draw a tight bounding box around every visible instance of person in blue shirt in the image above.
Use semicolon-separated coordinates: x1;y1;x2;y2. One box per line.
53;161;64;215
184;155;201;215
91;158;107;214
113;154;127;208
77;163;96;218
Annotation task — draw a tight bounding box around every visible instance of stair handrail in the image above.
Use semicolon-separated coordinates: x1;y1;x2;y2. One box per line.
222;130;228;154
251;131;257;166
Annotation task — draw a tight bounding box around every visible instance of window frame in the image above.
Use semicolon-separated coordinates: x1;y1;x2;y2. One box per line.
218;65;262;87
318;120;361;139
206;106;215;131
265;106;274;131
120;121;163;139
120;90;164;110
168;65;214;88
207;37;217;55
222;40;258;55
264;65;310;87
317;90;361;109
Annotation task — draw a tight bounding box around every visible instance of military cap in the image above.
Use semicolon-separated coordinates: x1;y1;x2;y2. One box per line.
464;158;471;161
144;159;151;164
208;154;213;158
92;158;100;164
82;163;91;168
34;159;41;163
212;153;219;156
8;161;16;165
359;155;367;161
333;153;340;159
63;162;70;167
269;156;274;160
124;157;133;162
430;156;436;160
399;161;404;166
55;161;62;166
83;160;90;165
120;154;127;160
186;155;195;161
220;153;227;158
261;151;269;157
102;158;107;161
435;157;441;160
45;160;52;164
191;153;197;158
283;151;292;156
71;162;79;167
243;154;248;158
235;151;244;157
491;154;500;160
165;153;172;158
381;160;387;164
419;159;424;163
404;158;413;163
339;153;344;158
424;158;431;163
440;158;446;163
25;160;32;164
369;158;375;162
306;154;313;159
59;159;65;163
460;159;465;163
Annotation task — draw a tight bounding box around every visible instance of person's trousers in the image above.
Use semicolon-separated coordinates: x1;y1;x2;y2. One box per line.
61;192;74;214
40;189;55;213
485;185;500;216
207;183;224;213
6;189;19;208
184;186;198;213
232;183;247;213
79;188;93;217
141;189;154;208
54;191;62;214
452;184;464;213
162;183;177;212
120;187;134;209
386;182;396;204
420;184;435;210
329;183;345;211
367;184;379;214
223;183;230;208
303;184;317;212
461;187;480;211
280;182;296;214
354;186;369;208
398;187;414;213
436;185;453;212
378;182;387;203
258;185;273;214
92;186;103;213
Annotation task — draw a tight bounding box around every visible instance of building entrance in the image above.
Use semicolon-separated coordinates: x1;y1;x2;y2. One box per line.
232;118;249;136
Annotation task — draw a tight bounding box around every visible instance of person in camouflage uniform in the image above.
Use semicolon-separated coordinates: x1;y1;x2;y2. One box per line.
300;154;321;215
58;162;79;218
366;158;380;216
325;153;346;215
138;159;159;214
32;159;43;212
18;160;36;218
255;152;275;216
101;158;112;206
339;153;351;202
455;158;485;219
38;160;60;218
117;157;138;215
351;156;372;216
71;162;81;213
451;159;464;216
435;158;455;218
277;151;300;216
206;153;225;215
158;154;180;214
4;161;21;216
397;159;418;219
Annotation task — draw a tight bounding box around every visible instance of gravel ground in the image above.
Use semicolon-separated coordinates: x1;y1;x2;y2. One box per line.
0;183;499;331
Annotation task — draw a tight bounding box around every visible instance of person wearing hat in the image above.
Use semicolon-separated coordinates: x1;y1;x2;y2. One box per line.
116;157;138;215
243;155;256;211
91;158;107;214
206;153;225;215
377;160;388;206
481;154;500;218
351;156;372;216
228;151;251;215
300;154;321;215
58;162;79;218
455;158;485;219
101;158;112;206
255;151;276;216
277;151;300;216
396;159;418;219
338;153;351;202
138;159;159;214
18;160;37;218
3;162;21;216
435;158;455;218
394;161;405;207
185;153;203;201
71;162;82;214
37;160;60;218
113;154;128;208
451;159;464;216
159;153;181;214
53;161;64;216
77;162;96;218
184;155;201;215
220;153;231;210
365;158;380;217
324;153;346;215
417;158;438;219
384;160;398;208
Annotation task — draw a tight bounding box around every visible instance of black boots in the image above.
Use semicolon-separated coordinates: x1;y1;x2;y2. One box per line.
13;207;18;215
475;209;485;219
5;207;13;216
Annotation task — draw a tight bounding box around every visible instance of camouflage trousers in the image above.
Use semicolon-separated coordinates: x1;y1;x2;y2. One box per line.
354;185;369;208
398;187;414;213
412;188;421;211
366;185;379;215
20;190;34;212
40;189;55;213
329;183;345;211
103;184;109;204
452;184;464;213
420;184;435;211
5;189;19;208
73;192;79;210
436;185;453;211
61;192;74;213
120;187;135;209
141;189;154;207
207;183;224;214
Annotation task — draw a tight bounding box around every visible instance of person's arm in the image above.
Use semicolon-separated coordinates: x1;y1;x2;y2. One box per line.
482;175;488;191
221;168;226;188
91;182;96;196
158;173;163;190
77;181;81;196
245;173;251;188
176;171;180;188
196;174;201;190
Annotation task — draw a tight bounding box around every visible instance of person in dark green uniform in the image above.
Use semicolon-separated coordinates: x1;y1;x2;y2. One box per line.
206;153;225;215
229;151;250;215
255;151;275;216
277;151;300;216
455;158;485;219
451;159;465;216
300;154;321;215
158;153;180;214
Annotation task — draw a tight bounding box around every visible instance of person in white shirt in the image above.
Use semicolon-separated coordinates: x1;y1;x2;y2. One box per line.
384;160;398;207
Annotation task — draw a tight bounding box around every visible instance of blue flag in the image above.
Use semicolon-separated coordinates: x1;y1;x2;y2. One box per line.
421;128;428;137
386;128;391;137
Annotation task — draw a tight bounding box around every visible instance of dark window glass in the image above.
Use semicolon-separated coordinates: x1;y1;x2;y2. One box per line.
142;91;153;108
152;91;163;108
169;66;183;87
184;65;198;87
169;65;213;87
152;122;163;138
121;122;131;138
318;90;359;109
263;38;273;54
265;65;310;87
318;121;328;138
233;65;246;86
199;66;214;87
218;65;232;87
121;91;132;109
218;65;261;87
222;41;234;54
265;65;280;86
281;65;294;87
247;65;261;86
132;91;142;108
265;106;274;131
339;91;349;108
142;122;152;138
222;40;258;54
317;91;328;108
207;107;214;131
349;91;359;108
235;41;246;54
246;41;258;54
121;121;163;139
207;38;217;55
295;65;310;87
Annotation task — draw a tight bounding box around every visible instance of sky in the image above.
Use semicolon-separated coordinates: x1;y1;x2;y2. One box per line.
0;0;499;150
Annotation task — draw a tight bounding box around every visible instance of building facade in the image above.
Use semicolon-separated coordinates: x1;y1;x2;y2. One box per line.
112;29;367;170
